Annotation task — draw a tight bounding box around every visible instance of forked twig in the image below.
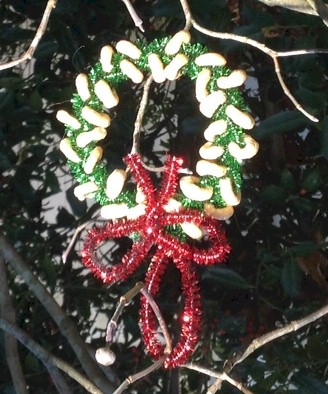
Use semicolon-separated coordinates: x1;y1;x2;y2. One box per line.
0;318;103;394
0;0;57;71
98;282;172;393
179;0;328;122
208;303;328;394
113;358;165;394
184;363;254;394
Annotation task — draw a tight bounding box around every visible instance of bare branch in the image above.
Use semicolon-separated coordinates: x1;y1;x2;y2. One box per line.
121;0;145;32
97;282;171;393
113;358;165;394
103;282;173;354
0;234;115;393
184;363;254;394
140;285;172;354
0;256;28;394
0;318;105;394
257;0;328;22
0;0;57;71
235;303;328;366
131;76;154;155
306;0;328;26
208;303;328;393
178;0;325;122
130;76;168;172
62;219;97;264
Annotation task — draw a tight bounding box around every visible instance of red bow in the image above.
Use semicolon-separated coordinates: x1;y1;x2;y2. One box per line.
82;154;230;368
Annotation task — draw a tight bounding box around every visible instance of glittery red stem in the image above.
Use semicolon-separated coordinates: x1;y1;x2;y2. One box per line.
81;219;152;283
124;154;156;206
157;156;181;207
164;259;201;368
139;249;202;368
139;247;170;359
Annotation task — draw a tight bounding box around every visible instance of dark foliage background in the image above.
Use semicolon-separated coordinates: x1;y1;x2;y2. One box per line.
1;0;328;393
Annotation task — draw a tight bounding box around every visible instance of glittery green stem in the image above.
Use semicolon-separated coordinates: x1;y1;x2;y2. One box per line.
60;36;254;235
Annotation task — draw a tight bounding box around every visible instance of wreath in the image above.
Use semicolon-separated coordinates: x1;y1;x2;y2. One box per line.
57;31;258;368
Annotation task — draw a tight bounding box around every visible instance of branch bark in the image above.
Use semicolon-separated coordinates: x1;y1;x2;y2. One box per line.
0;234;115;393
257;0;328;27
184;363;254;394
257;0;327;15
0;318;106;394
0;256;28;394
208;303;328;393
179;0;328;122
0;0;57;71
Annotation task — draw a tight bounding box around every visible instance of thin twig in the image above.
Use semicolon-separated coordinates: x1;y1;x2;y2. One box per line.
140;286;172;354
179;0;192;30
130;75;167;172
102;283;171;393
62;220;94;264
178;0;323;122
0;256;28;394
121;0;145;32
0;318;104;394
235;303;328;366
105;282;172;353
0;0;57;71
131;75;154;155
113;358;165;394
208;303;328;393
183;363;254;394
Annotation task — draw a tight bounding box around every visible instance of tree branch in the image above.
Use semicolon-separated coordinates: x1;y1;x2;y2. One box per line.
0;256;28;394
0;0;57;71
306;0;328;26
208;303;328;393
0;318;106;394
178;0;328;122
257;0;328;20
121;0;145;32
131;75;153;155
183;363;254;394
0;234;115;393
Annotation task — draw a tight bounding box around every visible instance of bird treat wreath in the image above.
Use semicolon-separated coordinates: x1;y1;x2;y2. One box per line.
57;31;259;369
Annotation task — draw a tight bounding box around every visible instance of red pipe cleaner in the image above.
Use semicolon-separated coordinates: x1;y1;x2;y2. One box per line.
81;153;230;368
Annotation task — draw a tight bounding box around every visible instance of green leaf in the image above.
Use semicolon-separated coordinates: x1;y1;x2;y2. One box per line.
202;266;253;289
291;372;328;394
280;169;296;192
260;185;287;205
293;197;316;212
297;86;326;112
282;260;302;298
41;255;57;293
252;111;308;139
0;90;15;112
29;90;43;111
301;167;322;192
34;40;58;59
287;241;319;257
320;115;328;160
